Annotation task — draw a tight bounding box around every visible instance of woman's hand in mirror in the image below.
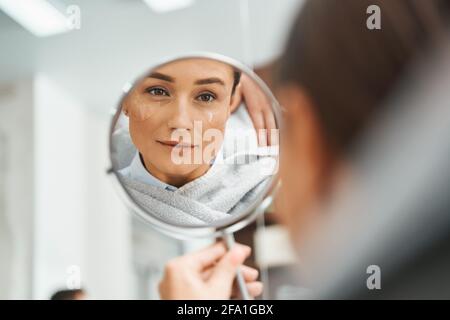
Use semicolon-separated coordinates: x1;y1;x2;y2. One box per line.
158;241;263;299
239;73;277;146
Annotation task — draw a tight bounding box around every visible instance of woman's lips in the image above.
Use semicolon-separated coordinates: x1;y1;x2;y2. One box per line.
157;140;198;148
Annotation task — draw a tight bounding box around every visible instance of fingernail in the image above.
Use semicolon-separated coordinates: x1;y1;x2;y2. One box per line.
230;247;247;264
237;244;251;255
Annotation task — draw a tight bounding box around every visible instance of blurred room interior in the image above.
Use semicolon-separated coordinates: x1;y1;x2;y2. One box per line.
1;0;449;301
0;0;302;300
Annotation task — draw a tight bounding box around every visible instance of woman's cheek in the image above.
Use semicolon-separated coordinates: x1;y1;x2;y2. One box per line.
276;151;298;227
130;119;155;154
276;129;310;236
125;91;157;121
202;109;228;136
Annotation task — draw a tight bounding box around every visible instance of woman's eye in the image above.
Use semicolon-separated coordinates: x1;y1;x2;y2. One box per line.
197;93;215;103
147;87;169;96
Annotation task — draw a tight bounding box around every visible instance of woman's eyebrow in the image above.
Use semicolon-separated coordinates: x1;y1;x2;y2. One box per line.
147;72;174;82
194;77;225;86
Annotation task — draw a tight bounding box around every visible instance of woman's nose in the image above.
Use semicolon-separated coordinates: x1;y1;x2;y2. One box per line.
166;99;193;131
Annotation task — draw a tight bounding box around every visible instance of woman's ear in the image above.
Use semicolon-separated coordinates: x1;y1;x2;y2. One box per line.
229;83;242;113
122;104;129;117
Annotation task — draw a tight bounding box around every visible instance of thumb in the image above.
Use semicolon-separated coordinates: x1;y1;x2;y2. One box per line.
208;245;251;293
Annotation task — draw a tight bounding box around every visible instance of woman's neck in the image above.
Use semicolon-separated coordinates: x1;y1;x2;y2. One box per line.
140;153;210;188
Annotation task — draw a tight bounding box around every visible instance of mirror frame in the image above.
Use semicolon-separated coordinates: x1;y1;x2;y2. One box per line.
107;52;283;240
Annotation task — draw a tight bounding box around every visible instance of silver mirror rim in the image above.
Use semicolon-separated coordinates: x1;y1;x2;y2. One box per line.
108;51;283;239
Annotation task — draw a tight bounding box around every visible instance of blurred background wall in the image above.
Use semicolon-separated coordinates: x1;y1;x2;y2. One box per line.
0;0;302;299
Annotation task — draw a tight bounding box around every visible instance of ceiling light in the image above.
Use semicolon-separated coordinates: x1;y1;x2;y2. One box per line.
0;0;69;37
143;0;195;13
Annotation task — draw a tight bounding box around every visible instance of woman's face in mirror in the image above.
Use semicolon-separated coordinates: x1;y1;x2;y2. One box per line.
111;55;280;228
122;58;241;186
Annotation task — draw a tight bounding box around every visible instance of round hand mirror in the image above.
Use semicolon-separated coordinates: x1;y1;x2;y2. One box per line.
110;53;280;239
108;52;281;298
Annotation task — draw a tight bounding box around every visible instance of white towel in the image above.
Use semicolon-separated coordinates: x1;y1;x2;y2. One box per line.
112;105;277;226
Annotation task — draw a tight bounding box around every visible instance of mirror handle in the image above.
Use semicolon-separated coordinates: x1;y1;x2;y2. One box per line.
222;232;251;300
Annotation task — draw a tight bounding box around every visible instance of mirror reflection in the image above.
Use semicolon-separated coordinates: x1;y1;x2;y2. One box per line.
111;57;279;227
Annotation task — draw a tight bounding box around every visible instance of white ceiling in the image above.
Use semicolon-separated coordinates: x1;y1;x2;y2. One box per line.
0;0;302;114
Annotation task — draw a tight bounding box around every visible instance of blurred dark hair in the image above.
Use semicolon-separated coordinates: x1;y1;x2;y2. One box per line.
232;70;241;95
278;0;450;154
50;289;84;300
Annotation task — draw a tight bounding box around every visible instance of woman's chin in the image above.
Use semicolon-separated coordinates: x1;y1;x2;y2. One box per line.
159;164;208;181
